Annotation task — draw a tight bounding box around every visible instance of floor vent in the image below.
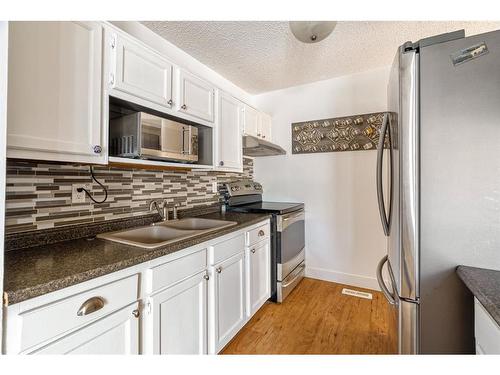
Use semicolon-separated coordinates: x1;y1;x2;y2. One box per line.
341;288;373;300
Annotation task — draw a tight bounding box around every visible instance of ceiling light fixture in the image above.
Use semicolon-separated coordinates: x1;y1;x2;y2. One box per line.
289;21;337;43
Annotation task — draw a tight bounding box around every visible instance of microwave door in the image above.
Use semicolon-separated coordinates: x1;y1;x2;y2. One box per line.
160;120;184;155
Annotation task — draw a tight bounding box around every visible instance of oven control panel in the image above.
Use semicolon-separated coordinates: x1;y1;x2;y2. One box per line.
224;180;263;197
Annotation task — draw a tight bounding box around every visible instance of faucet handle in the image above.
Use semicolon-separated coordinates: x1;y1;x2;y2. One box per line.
172;203;180;220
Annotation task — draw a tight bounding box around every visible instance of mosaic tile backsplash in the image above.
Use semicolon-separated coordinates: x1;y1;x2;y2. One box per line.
5;158;253;234
291;112;388;154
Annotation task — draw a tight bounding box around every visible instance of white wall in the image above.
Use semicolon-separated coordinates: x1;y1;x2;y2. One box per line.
253;67;390;290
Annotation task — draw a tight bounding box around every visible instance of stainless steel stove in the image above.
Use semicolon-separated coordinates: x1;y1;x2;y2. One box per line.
223;180;305;303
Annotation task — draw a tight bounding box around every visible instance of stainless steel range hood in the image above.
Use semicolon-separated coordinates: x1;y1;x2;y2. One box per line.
242;135;286;157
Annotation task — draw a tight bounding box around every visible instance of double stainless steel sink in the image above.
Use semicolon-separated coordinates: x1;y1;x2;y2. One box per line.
97;217;238;249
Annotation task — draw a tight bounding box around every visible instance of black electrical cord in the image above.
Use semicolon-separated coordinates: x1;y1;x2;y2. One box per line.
77;165;108;204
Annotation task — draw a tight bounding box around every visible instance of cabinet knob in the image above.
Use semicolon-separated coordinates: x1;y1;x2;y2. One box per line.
181;104;187;110
204;274;210;280
251;248;256;253
109;73;115;86
258;230;265;237
257;133;261;137
167;99;173;105
93;145;102;154
262;135;266;139
132;309;140;318
219;161;224;166
216;267;222;274
77;296;105;316
110;38;116;49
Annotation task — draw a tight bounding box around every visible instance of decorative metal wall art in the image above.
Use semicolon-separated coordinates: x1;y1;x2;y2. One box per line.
291;112;389;154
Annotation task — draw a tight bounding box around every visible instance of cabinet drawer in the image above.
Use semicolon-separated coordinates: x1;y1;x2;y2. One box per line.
210;234;245;265
246;223;269;247
147;249;207;293
475;298;500;354
19;274;139;352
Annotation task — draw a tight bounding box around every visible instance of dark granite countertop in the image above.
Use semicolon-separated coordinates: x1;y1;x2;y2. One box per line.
4;211;271;306
457;265;500;326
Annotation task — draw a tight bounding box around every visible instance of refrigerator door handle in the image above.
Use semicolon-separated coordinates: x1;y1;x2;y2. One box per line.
377;255;397;305
376;113;392;236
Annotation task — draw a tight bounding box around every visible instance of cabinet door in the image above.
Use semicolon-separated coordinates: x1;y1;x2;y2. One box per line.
7;21;105;163
474;297;500;354
210;252;246;353
259;113;272;142
246;240;271;317
218;92;243;171
243;105;259;137
149;271;208;354
30;303;139;354
111;31;173;109
177;69;215;122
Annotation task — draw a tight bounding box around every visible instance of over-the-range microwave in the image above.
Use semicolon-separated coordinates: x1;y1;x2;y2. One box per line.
109;111;199;163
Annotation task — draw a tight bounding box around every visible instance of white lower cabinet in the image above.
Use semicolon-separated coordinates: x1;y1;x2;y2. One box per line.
148;271;208;354
474;297;500;354
209;251;246;354
29;302;140;355
246;240;271;317
4;220;271;355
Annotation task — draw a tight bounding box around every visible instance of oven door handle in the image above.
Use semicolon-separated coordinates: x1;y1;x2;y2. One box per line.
278;210;305;231
281;264;306;288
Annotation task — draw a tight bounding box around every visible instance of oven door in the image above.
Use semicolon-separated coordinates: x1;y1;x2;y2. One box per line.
276;209;305;282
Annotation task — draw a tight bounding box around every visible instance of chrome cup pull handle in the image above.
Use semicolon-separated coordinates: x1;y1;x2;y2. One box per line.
77;296;105;316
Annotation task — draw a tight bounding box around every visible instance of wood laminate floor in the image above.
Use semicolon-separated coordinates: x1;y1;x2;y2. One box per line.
221;277;397;354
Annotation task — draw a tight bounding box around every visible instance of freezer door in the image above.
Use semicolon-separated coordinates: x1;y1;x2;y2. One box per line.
419;29;500;353
376;255;399;354
399;299;419;354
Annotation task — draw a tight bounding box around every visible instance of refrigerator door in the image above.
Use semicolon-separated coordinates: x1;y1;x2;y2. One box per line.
419;30;500;353
385;50;401;295
398;48;419;301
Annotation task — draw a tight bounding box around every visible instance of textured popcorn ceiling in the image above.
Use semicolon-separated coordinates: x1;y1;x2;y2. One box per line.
142;21;500;94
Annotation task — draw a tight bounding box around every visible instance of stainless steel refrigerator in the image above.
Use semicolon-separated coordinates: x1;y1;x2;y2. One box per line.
376;29;500;354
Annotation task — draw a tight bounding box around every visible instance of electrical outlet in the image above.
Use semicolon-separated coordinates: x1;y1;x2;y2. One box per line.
212;182;218;193
72;183;91;204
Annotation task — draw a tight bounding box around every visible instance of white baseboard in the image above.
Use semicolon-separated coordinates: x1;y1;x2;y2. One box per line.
305;266;381;291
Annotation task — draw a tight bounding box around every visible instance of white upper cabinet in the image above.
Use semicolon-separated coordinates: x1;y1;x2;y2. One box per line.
243;104;259;137
217;92;243;172
259;112;272;142
243;104;272;142
176;69;215;123
109;31;174;109
7;21;105;164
